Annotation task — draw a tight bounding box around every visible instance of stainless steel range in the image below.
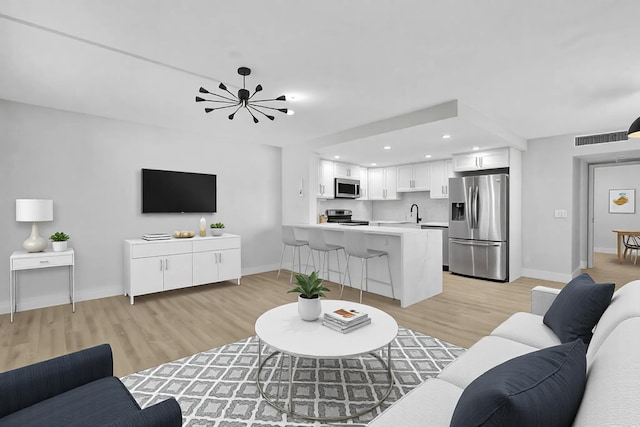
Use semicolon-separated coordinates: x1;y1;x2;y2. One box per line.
325;209;369;226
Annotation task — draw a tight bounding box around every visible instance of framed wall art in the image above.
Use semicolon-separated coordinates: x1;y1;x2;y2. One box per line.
609;189;635;214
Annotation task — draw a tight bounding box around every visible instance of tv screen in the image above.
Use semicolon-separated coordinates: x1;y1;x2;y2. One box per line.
142;169;217;213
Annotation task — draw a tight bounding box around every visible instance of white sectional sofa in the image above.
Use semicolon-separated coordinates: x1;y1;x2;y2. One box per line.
369;279;640;427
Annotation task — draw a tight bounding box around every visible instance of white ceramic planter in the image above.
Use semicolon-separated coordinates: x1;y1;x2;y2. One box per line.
52;241;68;252
211;228;224;236
297;295;321;321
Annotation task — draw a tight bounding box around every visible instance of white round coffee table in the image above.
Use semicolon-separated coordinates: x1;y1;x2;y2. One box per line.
255;300;398;421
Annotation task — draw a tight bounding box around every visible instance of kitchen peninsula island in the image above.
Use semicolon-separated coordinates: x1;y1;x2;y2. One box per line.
290;224;442;308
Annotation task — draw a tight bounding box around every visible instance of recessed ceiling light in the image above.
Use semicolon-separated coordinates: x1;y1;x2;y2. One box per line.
472;146;480;151
384;146;391;150
424;154;432;158
334;155;340;159
287;110;295;115
442;134;451;139
371;163;377;166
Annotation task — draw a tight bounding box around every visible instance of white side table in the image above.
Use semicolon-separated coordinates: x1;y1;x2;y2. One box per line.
9;249;75;322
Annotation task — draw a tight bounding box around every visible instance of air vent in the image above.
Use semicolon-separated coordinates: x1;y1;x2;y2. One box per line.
575;131;628;147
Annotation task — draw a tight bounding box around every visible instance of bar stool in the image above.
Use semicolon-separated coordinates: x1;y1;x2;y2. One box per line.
277;225;309;283
307;228;345;284
342;230;395;303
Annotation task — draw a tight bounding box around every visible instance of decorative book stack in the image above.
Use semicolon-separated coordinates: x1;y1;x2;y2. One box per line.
322;308;371;333
142;233;171;241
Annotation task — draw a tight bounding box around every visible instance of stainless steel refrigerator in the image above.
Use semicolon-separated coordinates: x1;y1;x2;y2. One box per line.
448;174;508;281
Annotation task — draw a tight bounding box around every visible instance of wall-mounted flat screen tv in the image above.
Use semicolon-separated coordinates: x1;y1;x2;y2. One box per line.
142;168;217;213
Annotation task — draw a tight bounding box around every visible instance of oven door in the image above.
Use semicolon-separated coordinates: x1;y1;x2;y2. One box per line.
335;178;360;198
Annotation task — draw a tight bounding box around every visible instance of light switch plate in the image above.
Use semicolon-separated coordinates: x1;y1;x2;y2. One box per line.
554;209;568;218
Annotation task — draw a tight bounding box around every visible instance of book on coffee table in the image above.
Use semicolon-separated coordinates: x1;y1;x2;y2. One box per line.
322;317;372;333
324;308;369;326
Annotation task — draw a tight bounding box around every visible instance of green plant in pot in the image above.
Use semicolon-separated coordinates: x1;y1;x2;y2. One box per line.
49;232;70;252
210;222;225;236
288;271;330;321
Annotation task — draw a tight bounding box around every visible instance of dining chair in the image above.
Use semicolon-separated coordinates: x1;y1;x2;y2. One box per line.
623;234;640;265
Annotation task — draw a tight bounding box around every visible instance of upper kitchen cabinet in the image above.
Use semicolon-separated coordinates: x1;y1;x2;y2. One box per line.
334;162;361;179
318;159;335;198
397;163;430;192
368;166;399;200
453;148;510;172
429;159;454;199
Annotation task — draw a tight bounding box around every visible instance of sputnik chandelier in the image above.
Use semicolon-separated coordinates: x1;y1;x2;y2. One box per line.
196;66;290;123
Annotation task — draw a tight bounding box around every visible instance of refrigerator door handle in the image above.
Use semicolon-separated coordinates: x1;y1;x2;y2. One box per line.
467;186;473;229
450;239;502;246
473;185;479;229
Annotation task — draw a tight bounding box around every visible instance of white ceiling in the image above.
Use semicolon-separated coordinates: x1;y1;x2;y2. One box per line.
1;1;639;167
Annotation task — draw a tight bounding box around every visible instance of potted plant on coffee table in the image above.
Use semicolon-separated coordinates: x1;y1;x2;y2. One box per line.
50;232;70;252
287;271;330;321
210;222;225;236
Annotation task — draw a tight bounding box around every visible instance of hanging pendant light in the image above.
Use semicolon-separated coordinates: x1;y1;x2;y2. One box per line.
628;116;640;138
195;67;291;123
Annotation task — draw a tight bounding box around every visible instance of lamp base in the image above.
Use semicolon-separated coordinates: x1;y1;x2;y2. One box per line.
23;222;48;252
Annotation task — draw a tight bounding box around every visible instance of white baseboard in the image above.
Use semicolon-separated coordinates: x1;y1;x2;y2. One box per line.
0;284;124;315
521;268;572;284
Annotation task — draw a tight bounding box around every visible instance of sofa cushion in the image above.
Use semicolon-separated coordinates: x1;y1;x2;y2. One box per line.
543;273;614;344
574;317;640;426
491;312;561;349
367;378;463;427
450;339;587;427
587;279;640;362
437;336;537;389
0;376;140;427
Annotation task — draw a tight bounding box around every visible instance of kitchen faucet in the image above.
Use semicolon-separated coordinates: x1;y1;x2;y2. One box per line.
410;204;422;224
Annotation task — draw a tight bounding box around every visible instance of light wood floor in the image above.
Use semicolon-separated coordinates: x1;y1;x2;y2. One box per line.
1;252;637;377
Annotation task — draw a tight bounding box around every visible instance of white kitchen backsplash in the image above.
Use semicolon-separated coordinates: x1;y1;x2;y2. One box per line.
317;193;448;223
317;199;374;221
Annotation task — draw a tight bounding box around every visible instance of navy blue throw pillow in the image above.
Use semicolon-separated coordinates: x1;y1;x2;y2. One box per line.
543;273;614;344
450;340;587;427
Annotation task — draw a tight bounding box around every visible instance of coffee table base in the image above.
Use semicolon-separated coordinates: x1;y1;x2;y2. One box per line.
256;340;394;422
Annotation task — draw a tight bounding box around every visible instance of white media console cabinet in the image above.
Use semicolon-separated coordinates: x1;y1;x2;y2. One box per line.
123;234;241;304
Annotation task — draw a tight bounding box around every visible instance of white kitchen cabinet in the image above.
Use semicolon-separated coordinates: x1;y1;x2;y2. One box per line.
397;163;430;192
429;159;454;198
318;159;335;198
453;148;509;172
358;166;369;199
334;162;361;179
124;235;241;304
368;166;399;200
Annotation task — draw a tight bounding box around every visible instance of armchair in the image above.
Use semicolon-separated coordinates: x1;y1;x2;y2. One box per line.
0;344;182;426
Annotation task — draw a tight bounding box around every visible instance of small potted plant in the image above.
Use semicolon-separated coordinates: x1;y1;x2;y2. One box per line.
50;232;70;252
210;222;225;236
287;271;330;321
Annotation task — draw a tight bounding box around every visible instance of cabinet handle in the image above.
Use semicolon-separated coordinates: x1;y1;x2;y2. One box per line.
165;259;168;270
160;259;163;271
39;260;50;264
219;253;223;263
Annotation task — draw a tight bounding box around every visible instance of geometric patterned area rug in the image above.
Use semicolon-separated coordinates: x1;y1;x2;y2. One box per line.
121;327;466;426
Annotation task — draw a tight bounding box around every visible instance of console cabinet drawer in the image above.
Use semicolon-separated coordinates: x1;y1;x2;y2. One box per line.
12;254;73;270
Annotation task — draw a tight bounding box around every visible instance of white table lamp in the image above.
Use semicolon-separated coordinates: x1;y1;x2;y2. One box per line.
16;199;53;252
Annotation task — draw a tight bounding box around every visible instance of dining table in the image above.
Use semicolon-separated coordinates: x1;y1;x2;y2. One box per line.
611;230;640;263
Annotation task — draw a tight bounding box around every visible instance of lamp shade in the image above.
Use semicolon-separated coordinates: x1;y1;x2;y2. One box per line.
16;199;53;222
629;116;640;138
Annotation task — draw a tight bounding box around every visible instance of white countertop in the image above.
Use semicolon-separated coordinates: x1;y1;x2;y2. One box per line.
419;221;449;227
301;223;430;236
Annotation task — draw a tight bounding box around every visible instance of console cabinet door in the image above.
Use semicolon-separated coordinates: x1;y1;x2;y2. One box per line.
217;249;242;282
193;251;218;285
163;253;193;291
131;257;164;296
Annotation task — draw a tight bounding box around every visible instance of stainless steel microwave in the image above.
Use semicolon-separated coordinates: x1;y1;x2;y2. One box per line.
335;178;360;199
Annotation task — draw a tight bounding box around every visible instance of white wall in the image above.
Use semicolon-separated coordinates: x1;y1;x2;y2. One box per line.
522;133;640;282
1;100;283;314
593;163;640;252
